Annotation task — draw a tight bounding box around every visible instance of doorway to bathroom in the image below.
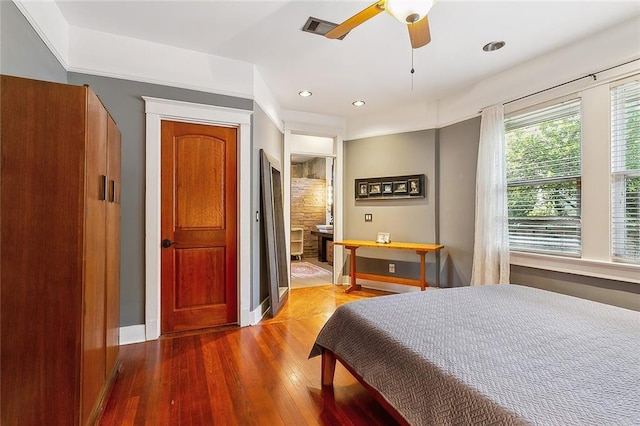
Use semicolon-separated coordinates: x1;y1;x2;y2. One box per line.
289;154;335;288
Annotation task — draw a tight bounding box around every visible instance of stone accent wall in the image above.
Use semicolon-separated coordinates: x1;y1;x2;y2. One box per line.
291;177;326;259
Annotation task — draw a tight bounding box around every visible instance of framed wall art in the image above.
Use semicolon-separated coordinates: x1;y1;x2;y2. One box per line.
393;181;407;194
358;182;369;198
355;174;425;200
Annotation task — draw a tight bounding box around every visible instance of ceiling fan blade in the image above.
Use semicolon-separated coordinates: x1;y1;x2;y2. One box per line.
408;16;431;49
325;1;385;40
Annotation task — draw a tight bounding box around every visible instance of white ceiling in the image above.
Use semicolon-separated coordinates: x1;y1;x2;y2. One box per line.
55;1;640;121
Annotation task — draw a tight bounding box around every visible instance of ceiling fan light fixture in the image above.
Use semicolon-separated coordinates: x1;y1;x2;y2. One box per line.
352;100;366;107
385;0;433;24
298;90;313;97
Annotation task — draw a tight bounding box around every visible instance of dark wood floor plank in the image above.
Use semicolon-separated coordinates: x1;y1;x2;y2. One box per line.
255;324;324;424
200;336;237;425
98;285;399;425
181;336;215;425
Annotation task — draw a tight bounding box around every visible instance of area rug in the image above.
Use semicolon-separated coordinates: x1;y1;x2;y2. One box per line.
291;262;331;279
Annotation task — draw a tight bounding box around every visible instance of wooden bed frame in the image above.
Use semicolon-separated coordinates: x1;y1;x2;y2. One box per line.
321;348;409;425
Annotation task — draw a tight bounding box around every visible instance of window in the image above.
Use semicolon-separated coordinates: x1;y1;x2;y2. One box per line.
611;80;640;263
505;99;582;256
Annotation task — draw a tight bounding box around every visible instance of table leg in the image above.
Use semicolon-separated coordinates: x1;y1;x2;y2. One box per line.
317;235;324;262
418;251;427;290
345;246;361;293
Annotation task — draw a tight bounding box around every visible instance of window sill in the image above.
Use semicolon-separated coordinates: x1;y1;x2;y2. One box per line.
510;251;640;285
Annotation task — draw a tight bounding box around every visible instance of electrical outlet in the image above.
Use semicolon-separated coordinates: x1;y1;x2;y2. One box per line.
389;263;395;273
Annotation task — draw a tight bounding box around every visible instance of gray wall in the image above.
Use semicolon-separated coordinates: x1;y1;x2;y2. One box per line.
67;72;253;326
511;267;640;311
0;0;67;83
344;130;438;283
438;117;481;286
251;103;284;311
342;121;481;288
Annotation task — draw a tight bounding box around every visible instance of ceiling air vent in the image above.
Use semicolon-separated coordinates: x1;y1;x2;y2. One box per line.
302;17;347;39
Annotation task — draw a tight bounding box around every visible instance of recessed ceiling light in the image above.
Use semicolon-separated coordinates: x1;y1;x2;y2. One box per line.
298;90;312;97
352;100;366;107
482;41;505;52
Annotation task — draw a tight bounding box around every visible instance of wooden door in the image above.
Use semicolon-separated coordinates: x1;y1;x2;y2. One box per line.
160;121;238;333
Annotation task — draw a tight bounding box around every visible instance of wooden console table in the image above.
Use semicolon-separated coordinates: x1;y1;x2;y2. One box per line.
332;240;444;293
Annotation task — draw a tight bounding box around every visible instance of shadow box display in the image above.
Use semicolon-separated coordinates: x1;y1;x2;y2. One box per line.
355;174;425;200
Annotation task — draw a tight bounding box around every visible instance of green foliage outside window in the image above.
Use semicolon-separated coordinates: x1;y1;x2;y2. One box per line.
505;106;581;255
612;82;640;261
506;115;581;217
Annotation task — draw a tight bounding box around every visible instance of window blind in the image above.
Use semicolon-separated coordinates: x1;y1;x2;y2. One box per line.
505;99;582;255
611;80;640;263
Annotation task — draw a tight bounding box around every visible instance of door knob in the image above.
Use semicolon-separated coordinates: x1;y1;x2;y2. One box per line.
162;239;176;248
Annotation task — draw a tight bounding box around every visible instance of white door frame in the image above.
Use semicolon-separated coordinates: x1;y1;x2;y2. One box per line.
143;96;253;341
283;122;346;285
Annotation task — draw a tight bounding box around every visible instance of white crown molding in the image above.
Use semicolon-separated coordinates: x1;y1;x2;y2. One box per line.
68;26;255;101
253;68;284;133
346;99;439;140
437;15;640;130
13;0;69;69
18;2;640;140
67;64;255;102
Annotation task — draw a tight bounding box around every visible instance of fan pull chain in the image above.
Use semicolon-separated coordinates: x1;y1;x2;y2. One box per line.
411;47;415;91
409;20;415;91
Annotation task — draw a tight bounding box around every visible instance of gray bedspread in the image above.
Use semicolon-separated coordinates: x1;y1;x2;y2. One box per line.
309;285;640;425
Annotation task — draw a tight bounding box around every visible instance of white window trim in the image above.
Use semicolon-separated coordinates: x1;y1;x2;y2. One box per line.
511;251;640;284
505;67;640;283
505;97;583;256
610;78;640;263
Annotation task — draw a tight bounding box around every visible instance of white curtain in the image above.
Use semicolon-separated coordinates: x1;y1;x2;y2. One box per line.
470;104;510;285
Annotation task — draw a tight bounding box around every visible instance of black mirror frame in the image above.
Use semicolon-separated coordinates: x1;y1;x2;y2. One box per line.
260;149;289;317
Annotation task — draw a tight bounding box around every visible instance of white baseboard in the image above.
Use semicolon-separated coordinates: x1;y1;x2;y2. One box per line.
241;301;269;326
255;298;270;323
119;325;146;345
121;301;270;346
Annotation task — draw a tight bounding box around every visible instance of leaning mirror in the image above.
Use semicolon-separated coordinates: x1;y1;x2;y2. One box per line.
260;149;289;317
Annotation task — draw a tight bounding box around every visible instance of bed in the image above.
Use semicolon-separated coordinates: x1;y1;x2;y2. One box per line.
309;285;640;425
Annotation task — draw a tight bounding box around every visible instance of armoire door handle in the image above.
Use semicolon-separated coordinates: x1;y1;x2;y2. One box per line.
101;175;108;201
109;180;116;203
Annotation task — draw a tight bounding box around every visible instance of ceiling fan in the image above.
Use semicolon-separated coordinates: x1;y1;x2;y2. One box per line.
325;0;434;49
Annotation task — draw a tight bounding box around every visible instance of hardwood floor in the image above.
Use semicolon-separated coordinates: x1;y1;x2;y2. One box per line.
98;285;397;425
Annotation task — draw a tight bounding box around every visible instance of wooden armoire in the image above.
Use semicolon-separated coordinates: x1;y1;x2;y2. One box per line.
1;75;121;425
